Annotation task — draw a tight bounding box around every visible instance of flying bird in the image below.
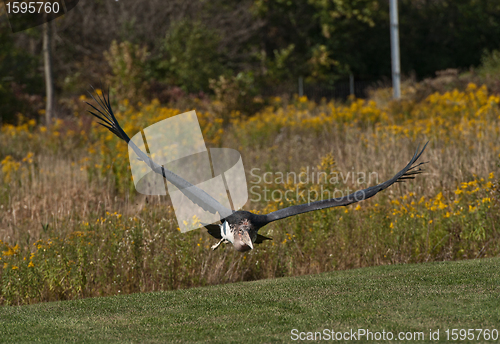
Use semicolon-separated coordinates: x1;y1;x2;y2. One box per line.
87;89;428;252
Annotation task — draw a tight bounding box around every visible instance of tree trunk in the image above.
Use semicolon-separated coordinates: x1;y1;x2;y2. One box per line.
43;20;54;125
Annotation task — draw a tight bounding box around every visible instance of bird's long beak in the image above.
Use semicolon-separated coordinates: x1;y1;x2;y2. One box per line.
242;231;253;250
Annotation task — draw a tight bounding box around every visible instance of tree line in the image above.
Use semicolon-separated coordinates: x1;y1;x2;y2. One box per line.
1;0;500;122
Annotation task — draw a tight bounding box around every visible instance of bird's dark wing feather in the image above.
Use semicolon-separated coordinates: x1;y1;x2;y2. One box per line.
86;87;232;217
204;224;222;239
262;143;428;224
255;234;272;244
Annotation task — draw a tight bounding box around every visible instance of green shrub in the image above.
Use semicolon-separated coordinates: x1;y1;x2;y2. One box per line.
104;40;150;104
155;20;227;93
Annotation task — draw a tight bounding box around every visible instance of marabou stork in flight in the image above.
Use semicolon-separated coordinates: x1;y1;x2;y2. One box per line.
87;89;428;252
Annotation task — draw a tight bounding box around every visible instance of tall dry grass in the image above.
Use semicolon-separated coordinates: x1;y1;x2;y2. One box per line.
0;84;498;305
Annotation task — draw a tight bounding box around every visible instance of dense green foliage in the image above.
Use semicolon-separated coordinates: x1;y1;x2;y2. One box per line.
156;20;226;93
0;19;41;123
254;0;500;80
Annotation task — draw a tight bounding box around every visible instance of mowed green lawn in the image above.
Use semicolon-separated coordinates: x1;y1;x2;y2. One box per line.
0;258;499;343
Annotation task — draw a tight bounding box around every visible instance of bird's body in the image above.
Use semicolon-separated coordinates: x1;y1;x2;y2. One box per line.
87;89;428;252
206;211;268;252
214;220;253;252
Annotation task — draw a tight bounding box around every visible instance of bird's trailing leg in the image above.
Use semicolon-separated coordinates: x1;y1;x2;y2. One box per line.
211;238;229;251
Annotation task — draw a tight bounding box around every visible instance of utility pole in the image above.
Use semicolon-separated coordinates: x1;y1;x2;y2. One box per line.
43;19;54;125
389;0;401;99
349;74;354;97
298;76;304;97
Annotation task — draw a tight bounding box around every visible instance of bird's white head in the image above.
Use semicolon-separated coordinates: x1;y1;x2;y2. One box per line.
220;220;253;252
233;229;253;252
233;219;254;252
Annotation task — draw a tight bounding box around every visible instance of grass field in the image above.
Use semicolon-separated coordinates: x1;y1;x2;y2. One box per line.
0;257;499;343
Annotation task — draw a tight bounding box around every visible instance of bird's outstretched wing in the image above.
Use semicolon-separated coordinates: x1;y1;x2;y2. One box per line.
262;143;428;224
86;87;232;217
204;224;222;239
